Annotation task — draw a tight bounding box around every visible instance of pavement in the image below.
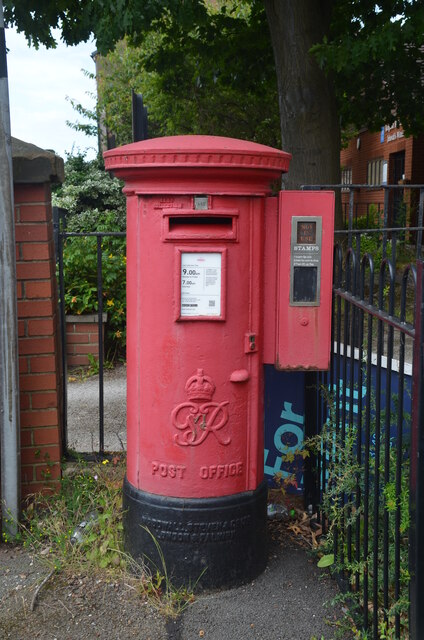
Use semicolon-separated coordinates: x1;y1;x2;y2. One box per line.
178;543;345;639
0;533;345;640
0;365;348;639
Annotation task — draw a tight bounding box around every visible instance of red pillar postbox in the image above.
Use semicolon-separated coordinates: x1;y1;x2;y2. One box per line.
104;135;333;589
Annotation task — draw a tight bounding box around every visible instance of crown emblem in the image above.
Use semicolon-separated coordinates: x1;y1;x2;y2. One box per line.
184;369;215;402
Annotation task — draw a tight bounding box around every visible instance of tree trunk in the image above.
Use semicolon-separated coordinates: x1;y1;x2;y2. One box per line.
264;0;341;197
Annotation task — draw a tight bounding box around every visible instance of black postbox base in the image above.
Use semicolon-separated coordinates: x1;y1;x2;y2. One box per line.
123;476;268;590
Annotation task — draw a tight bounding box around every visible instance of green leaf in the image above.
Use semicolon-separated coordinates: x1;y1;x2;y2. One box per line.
317;554;334;568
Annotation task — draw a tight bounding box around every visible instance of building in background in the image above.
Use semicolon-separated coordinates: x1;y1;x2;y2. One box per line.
340;123;424;228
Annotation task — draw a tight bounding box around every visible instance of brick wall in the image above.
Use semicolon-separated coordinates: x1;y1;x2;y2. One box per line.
340;126;417;225
341;126;414;184
12;139;64;498
66;314;107;367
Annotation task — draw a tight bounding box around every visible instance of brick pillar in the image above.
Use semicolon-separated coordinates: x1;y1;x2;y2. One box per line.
13;139;64;497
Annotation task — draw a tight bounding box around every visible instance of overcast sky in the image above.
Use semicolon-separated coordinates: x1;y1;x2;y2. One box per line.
6;27;98;160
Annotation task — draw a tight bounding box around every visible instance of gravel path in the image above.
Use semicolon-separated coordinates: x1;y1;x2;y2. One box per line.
66;365;127;453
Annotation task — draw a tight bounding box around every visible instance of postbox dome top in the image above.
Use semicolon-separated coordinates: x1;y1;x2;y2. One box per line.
104;135;291;196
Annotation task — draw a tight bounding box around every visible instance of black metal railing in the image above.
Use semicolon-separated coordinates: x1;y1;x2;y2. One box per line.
304;184;424;639
55;219;126;459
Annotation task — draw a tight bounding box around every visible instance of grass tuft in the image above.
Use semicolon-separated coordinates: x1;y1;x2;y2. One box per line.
7;455;197;617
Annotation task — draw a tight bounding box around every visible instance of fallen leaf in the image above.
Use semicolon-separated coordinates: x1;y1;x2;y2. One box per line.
40;547;52;556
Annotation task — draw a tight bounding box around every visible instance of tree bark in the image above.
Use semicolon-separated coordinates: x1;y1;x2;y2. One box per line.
264;0;341;194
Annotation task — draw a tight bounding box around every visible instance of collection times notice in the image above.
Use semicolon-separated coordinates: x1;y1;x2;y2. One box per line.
180;252;221;317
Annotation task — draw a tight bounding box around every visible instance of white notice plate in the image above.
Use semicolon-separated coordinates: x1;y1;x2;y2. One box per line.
181;252;221;317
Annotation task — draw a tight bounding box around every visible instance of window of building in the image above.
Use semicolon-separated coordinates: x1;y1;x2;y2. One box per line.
341;167;352;191
381;160;388;184
367;158;388;186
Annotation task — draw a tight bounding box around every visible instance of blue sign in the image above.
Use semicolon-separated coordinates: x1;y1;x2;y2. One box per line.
264;365;305;494
263;354;413;493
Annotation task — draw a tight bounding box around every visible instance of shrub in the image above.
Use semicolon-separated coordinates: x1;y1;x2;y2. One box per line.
62;236;126;355
53;153;126;228
309;391;410;638
53;153;127;358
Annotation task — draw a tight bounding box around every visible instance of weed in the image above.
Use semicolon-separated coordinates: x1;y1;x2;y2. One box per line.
4;457;198;616
128;527;201;618
308;387;410;639
17;457;125;574
68;355;114;382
